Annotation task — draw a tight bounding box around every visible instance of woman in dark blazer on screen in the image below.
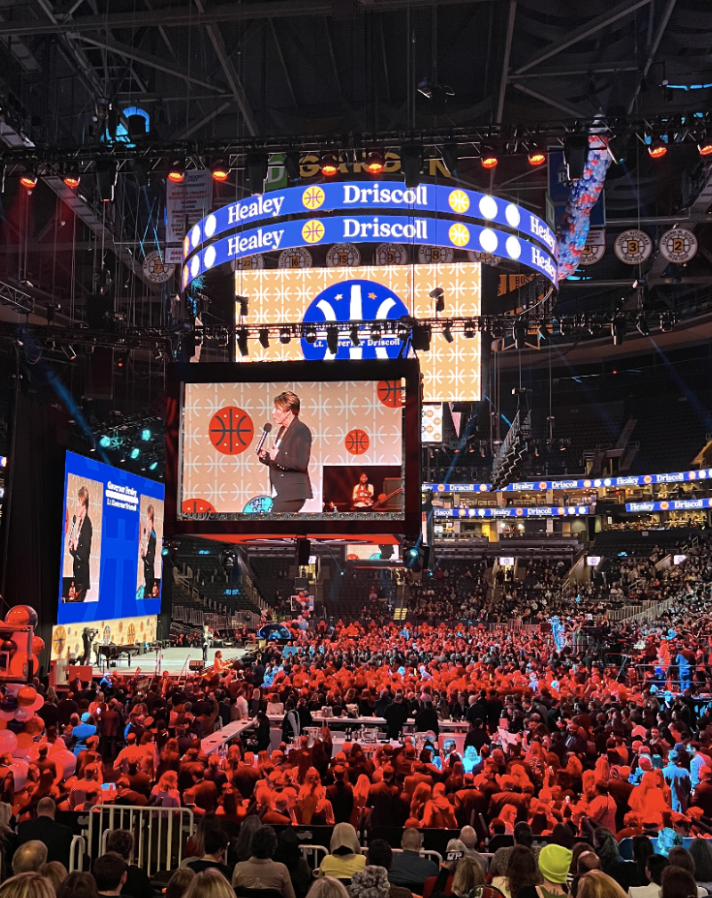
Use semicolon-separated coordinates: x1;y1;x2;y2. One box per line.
258;390;313;512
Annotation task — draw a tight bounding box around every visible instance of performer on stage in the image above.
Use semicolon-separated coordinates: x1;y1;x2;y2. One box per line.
140;504;157;597
258;390;313;513
69;486;92;602
81;627;97;665
202;624;211;663
352;471;375;509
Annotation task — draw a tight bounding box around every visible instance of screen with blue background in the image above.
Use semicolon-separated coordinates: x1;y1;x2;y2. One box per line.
58;451;164;625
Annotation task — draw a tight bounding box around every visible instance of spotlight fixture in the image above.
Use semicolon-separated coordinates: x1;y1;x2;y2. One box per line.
442;142;458;175
349;324;360;346
401;144;422;189
538;322;549;341
365;150;385;175
62;169;80;189
237;328;249;357
149;461;158;471
279;328;291;345
480;146;499;169
246;152;268;194
63;344;77;361
636;313;650;337
611;315;627;346
99;435;111;448
527;144;546;166
211;158;229;182
94;159;118;201
130;447;140;460
320;153;339;177
236;295;249;317
660;311;676;332
463;319;476;338
19;172;37;189
141;428;152;441
258;327;270;349
443;324;453;344
411;323;431;352
698;135;712;157
429;287;445;313
514;324;527;350
285;150;301;182
648;138;667;159
607;134;629;165
370;323;382;342
303;325;317;344
564;134;588;180
326;324;339;355
167;159;185;183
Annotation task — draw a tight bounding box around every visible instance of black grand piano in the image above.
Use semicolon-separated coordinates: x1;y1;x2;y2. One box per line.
96;643;140;669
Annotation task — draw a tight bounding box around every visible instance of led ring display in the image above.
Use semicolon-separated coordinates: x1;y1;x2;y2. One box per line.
183;181;557;262
182;214;558;291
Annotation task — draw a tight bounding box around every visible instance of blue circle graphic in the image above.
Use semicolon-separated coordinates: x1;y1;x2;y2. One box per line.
300;279;410;360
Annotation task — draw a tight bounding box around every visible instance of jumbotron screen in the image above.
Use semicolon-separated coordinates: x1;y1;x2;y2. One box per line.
234;263;482;404
168;360;421;535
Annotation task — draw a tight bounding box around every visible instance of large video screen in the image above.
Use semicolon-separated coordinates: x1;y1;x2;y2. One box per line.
234;263;482;405
58;451;164;625
168;360;421;535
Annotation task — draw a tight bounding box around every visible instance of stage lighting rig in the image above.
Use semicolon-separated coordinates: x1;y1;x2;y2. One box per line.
430;287;445;313
211;158;229;181
320;153;339;177
480;146;499;169
258;328;270;349
648;138;667;159
400;145;422;189
167;159;185;183
365;150;385;175
237;328;249;357
246;152;268;194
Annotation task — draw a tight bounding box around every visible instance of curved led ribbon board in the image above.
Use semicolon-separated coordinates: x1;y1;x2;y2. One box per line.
433;506;591;518
182;213;558;291
182;182;557;261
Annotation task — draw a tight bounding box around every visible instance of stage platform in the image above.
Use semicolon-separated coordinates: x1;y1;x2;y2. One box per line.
92;645;249;678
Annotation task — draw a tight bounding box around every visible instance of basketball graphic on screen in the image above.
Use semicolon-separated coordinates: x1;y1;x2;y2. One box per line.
345;429;370;455
301;279;409;360
182;499;216;514
52;627;66;656
209;407;254;455
127;624;136;644
378;380;403;408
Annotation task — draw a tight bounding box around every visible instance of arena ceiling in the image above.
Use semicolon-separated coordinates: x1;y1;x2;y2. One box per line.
0;0;712;336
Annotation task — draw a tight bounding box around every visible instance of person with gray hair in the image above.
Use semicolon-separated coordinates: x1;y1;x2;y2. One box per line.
12;840;48;875
388;830;439;891
458;826;489;875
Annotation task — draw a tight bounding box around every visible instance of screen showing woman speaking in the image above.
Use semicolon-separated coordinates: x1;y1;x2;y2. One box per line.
178;378;405;519
58;451;164;624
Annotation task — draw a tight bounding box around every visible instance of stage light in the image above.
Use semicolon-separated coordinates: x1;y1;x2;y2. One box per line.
698;135;712;157
167;160;185;183
481;146;498;169
258;327;270;349
211;158;229;181
19;172;37;189
99;435;111;448
237;328;249;357
411;324;431;352
443;324;453;344
514;324;527;350
397;320;410;342
636;313;650;337
279;328;291;344
349;324;360;346
326;325;339;354
141;428;152;441
564;134;588;179
611;316;627;345
538;322;549;341
150;461;158;471
95;159;118;201
365;150;384;175
442;142;458;175
63;170;80;189
648;138;667;159
370;323;382;342
607;134;629;165
430;287;445;313
236;295;249;317
285;151;301;182
464;319;476;338
401;144;422;188
130;447;140;460
162;546;169;557
246;152;268;194
303;325;317;344
527;145;546;166
660;311;676;332
320;153;339;177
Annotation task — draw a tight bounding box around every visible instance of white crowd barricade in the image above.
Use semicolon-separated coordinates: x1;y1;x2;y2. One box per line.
87;805;195;877
69;834;86;872
391;848;444;865
300;844;328;873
